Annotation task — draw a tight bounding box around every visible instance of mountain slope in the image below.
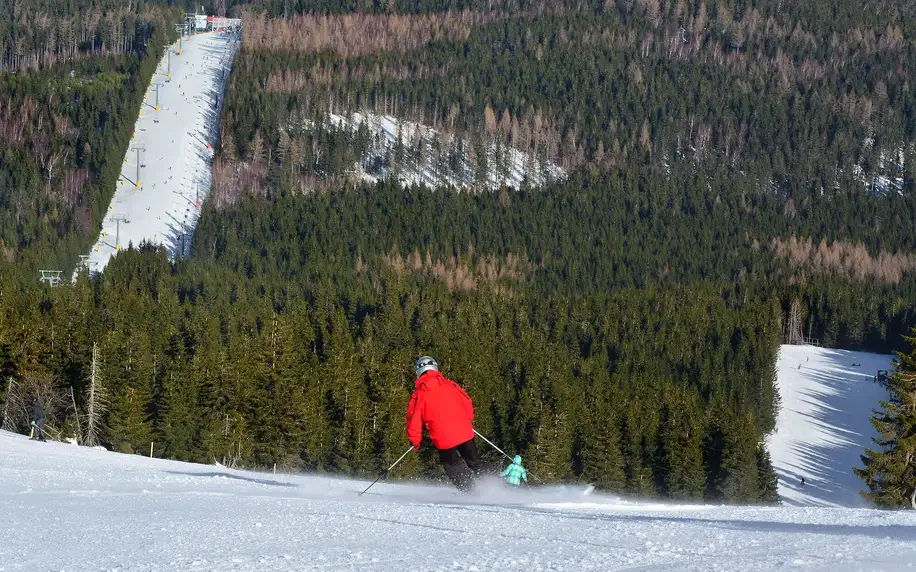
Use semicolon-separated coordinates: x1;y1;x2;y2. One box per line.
767;345;893;507
2;429;916;571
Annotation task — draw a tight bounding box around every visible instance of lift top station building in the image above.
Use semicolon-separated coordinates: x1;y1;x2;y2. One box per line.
182;10;241;35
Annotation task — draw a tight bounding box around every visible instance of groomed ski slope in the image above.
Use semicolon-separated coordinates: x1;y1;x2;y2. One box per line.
82;31;237;274
3;431;916;571
767;345;894;507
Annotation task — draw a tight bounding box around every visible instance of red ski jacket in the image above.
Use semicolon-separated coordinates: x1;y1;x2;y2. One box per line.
406;370;475;450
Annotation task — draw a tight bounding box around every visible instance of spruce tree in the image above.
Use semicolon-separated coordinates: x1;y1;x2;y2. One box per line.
856;333;916;508
705;407;761;502
107;385;153;454
580;403;626;491
249;310;308;469
102;329;154;454
719;414;764;502
535;405;573;481
155;330;202;461
323;307;368;474
657;389;705;500
622;398;659;497
756;443;780;504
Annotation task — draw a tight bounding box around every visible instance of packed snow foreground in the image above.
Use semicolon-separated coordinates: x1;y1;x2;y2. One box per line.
80;31;238;275
767;345;893;507
3;430;916;571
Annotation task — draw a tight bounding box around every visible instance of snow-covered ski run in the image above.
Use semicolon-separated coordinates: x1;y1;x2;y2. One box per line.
2;427;916;571
80;31;237;276
767;345;893;507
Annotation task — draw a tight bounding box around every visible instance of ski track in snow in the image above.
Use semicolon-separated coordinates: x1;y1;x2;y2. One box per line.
767;345;894;508
80;32;237;276
3;430;916;571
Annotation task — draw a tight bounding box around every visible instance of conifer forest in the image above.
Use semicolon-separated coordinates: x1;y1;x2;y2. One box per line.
2;0;916;505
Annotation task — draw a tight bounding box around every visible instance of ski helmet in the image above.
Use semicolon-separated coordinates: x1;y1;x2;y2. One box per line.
415;355;439;378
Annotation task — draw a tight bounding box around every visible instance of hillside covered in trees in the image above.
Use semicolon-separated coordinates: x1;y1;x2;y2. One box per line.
217;0;915;195
0;0;180;274
1;0;915;504
210;0;916;350
0;200;784;502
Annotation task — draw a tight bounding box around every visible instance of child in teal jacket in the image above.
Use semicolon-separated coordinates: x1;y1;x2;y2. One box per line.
501;455;528;486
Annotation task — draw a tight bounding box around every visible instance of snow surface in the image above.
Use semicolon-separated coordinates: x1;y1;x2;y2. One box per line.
3;430;916;571
767;345;893;507
327;111;565;190
79;32;238;275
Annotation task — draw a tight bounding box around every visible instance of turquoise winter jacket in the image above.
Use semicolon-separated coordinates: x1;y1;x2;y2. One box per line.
501;455;528;486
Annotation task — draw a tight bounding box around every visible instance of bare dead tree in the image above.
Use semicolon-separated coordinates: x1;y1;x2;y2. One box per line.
786;298;804;345
5;371;67;434
1;377;15;431
84;342;106;447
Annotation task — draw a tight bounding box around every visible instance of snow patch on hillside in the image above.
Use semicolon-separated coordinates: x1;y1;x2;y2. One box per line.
328;111;565;190
767;344;893;507
3;429;916;571
851;141;909;196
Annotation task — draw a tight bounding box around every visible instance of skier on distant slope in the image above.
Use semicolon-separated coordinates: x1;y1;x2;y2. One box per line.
407;356;492;491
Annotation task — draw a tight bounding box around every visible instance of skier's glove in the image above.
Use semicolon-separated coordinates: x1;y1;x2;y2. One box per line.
31;421;36;426
411;442;421;451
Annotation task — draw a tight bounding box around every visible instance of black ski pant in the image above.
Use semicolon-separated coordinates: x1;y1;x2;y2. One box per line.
438;438;493;491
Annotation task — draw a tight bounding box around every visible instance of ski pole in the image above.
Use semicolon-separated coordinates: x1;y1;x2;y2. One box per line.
37;424;59;440
473;429;513;462
359;446;414;496
474;429;541;484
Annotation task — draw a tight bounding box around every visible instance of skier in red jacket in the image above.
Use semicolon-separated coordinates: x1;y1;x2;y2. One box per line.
407;356;492;490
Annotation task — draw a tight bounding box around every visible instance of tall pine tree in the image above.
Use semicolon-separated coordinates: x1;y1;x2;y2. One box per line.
856;332;916;508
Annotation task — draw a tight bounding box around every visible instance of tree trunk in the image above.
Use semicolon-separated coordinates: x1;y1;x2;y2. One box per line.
1;377;14;431
85;342;104;446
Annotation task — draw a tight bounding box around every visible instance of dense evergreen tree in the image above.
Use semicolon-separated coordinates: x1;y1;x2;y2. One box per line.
0;231;785;502
756;444;780;505
856;333;916;509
